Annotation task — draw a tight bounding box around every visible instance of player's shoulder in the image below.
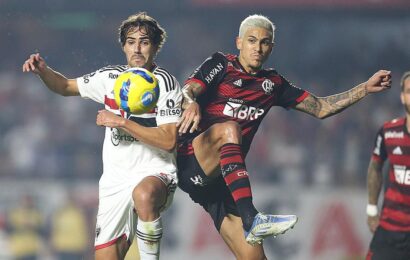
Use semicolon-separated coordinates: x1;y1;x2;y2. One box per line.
259;67;279;77
212;52;235;62
383;117;406;130
153;66;179;92
97;65;128;74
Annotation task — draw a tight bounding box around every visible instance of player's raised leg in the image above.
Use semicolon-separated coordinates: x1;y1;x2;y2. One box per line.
192;121;297;244
219;214;267;260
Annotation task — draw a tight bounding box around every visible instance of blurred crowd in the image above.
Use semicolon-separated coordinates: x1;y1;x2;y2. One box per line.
0;1;409;259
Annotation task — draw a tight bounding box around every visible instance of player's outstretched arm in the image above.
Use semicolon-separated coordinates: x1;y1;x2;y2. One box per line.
294;70;392;119
177;82;203;134
22;53;79;96
366;158;384;233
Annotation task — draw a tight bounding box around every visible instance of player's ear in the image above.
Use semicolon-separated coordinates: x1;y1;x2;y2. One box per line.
400;91;405;105
236;36;242;51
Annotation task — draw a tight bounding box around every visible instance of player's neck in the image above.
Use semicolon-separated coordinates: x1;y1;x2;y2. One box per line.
237;57;261;75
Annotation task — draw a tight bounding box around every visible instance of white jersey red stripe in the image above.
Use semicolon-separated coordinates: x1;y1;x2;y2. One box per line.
76;64;182;247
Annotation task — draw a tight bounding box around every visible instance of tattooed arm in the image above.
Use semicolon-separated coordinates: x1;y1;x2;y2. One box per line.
367;159;383;207
177;81;203;133
366;158;384;233
294;70;392;119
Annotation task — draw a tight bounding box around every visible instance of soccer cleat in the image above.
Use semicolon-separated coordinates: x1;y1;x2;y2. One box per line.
244;213;298;245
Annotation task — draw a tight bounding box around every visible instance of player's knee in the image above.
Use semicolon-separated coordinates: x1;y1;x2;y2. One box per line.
132;183;158;209
217;121;241;144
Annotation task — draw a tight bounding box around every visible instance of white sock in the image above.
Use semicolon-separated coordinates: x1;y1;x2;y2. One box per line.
136;217;163;260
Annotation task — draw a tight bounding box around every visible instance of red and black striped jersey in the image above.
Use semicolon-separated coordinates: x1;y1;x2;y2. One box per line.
372;117;410;231
178;52;308;156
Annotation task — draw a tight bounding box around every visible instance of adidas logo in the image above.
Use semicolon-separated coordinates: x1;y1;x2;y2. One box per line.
233;79;242;87
393;146;403;155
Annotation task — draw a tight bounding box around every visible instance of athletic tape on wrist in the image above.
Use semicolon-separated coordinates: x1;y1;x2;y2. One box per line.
366;204;378;217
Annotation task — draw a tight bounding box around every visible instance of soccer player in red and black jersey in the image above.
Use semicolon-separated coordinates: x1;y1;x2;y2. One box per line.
366;71;410;260
177;14;392;259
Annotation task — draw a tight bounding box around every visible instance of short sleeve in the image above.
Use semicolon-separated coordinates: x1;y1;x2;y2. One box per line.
185;52;227;92
372;127;387;162
154;69;183;126
276;74;309;109
76;69;107;104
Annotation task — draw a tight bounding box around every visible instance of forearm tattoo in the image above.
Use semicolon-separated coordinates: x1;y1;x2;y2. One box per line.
299;83;367;118
367;160;383;205
182;83;203;109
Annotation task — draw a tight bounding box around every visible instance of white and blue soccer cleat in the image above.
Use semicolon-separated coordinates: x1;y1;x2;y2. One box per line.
244;213;298;245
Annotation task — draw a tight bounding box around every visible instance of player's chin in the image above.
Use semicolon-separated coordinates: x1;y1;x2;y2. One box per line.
130;60;147;68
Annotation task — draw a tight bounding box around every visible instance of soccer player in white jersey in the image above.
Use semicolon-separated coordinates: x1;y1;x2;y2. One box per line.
22;12;182;260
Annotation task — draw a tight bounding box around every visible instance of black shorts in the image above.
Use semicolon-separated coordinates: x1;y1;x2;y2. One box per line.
177;153;239;231
367;226;410;260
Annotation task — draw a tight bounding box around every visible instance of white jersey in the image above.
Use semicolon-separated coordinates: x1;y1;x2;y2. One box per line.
77;64;182;184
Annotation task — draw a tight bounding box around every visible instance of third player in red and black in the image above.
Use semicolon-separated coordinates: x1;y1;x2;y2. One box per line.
366;71;410;260
177;14;392;260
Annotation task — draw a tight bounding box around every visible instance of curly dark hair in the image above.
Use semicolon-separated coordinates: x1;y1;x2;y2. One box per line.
118;12;167;52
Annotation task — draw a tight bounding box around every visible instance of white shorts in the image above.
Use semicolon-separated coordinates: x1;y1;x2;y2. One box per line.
94;170;177;250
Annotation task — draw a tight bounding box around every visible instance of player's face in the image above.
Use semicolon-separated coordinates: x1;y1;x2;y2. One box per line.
123;27;158;70
401;78;410;114
236;27;273;74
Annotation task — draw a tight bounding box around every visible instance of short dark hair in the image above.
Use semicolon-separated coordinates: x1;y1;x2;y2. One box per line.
118;12;167;51
400;71;410;91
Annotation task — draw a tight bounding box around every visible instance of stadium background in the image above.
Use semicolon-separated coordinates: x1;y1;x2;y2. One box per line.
1;0;409;259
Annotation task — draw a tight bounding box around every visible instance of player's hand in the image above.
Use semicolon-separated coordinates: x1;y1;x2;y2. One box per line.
22;53;47;74
365;70;392;93
367;215;379;233
177;101;201;134
96;110;125;128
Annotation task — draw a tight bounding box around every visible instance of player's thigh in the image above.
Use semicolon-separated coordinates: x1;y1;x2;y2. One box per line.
95;235;129;260
219;214;266;260
192;123;234;176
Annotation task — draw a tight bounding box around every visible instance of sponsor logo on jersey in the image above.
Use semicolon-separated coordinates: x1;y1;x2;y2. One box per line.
166;99;175;108
223;101;264;120
393;165;410;185
392;146;403;155
110;128;138;146
160;99;181;116
262;79;275;94
108;73;119;79
160;108;181;117
373;135;383;155
204;63;223;84
159;99;181;116
233;79;243;87
385;131;404;139
82;72;96;84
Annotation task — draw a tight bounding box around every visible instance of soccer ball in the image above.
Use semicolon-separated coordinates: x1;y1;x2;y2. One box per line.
113;68;159;114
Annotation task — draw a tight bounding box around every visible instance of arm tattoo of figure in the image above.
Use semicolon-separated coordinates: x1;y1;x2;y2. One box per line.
367;159;383;205
181;82;203;109
296;83;368;119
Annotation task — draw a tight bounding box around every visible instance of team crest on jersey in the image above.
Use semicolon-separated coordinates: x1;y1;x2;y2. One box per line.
262;79;275;94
